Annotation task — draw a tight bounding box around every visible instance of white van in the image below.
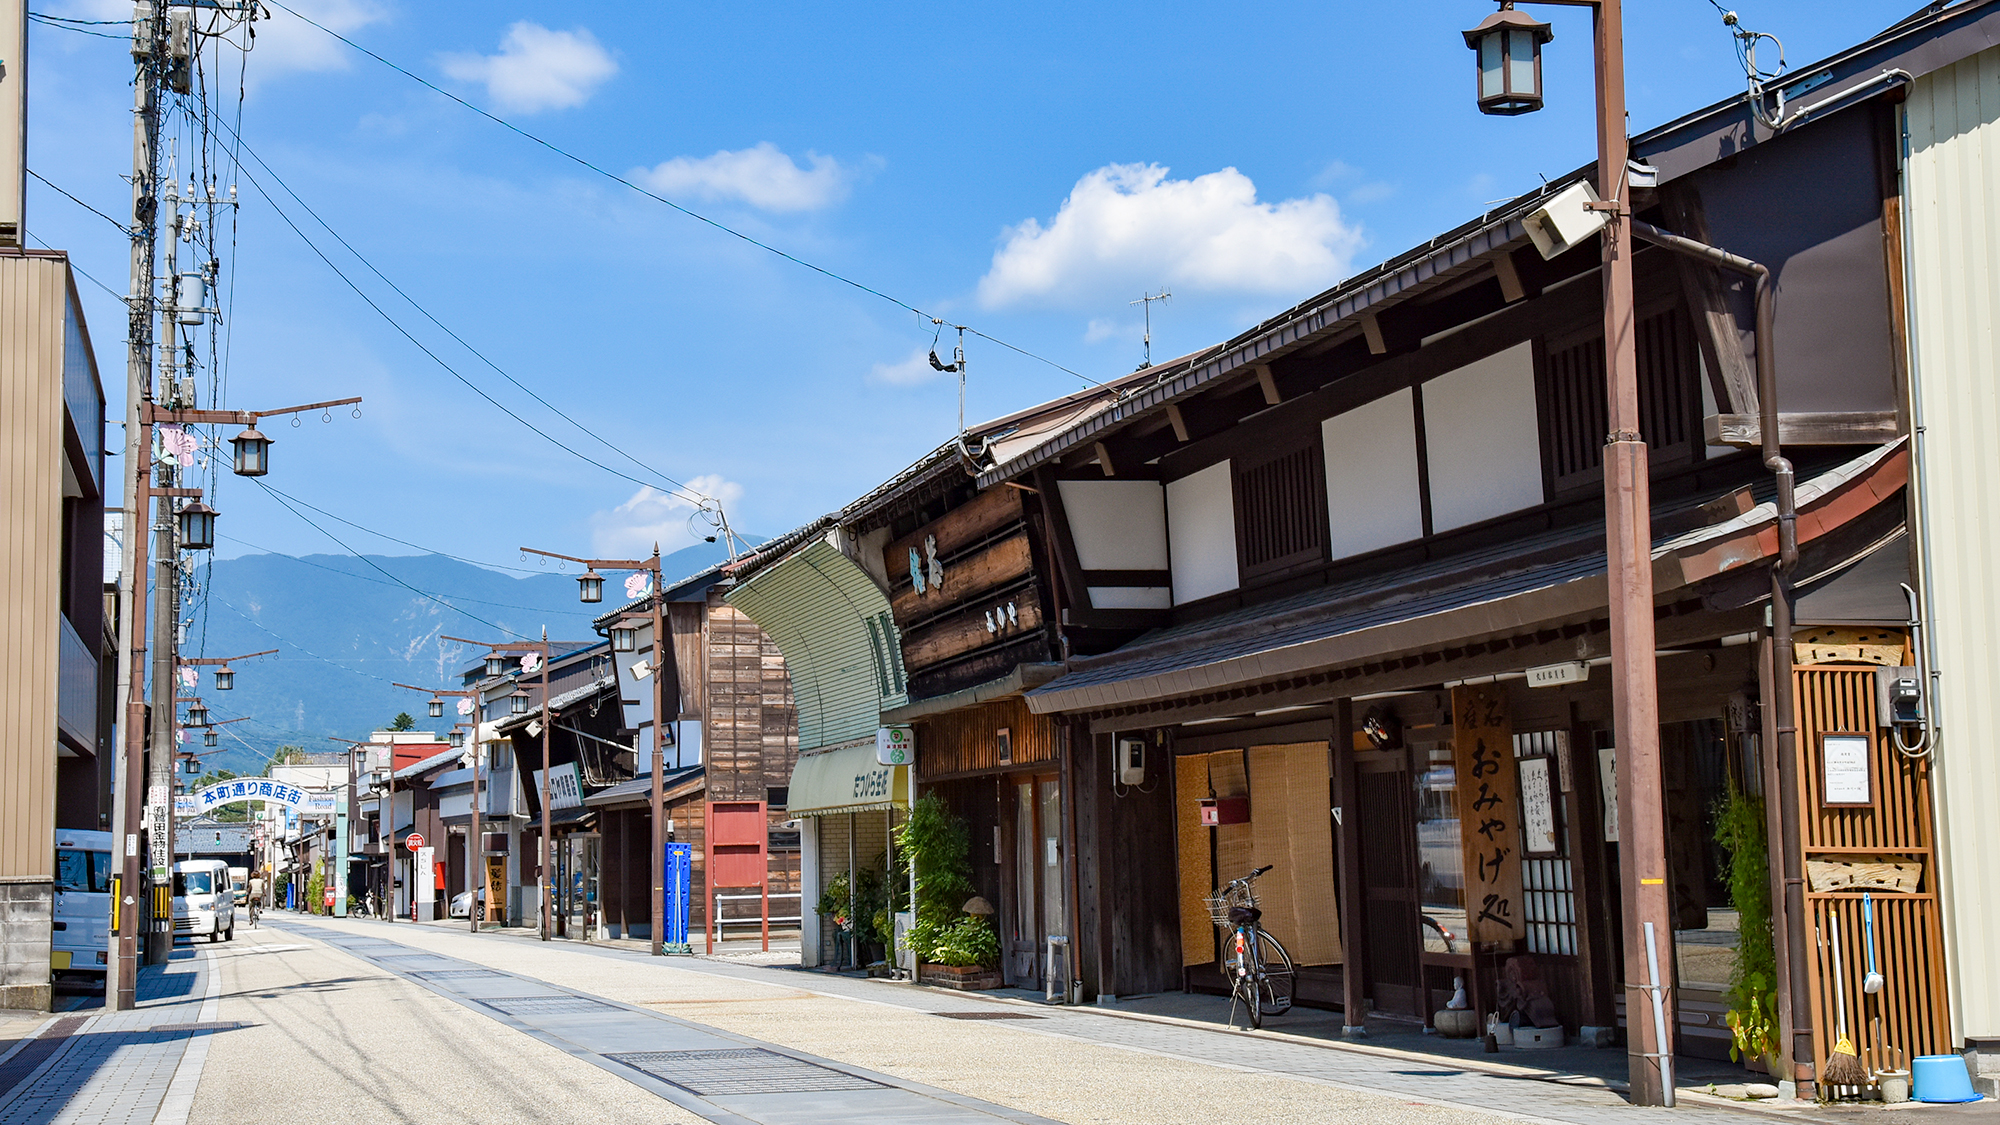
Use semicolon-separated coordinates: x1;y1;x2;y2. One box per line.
53;829;113;979
227;866;249;906
172;859;235;943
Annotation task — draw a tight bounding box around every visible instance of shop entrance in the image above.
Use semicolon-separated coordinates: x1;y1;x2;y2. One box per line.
1002;775;1061;989
554;833;600;940
1356;748;1423;1017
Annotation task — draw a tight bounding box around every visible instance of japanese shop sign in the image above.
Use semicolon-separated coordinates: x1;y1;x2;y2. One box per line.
1451;684;1523;943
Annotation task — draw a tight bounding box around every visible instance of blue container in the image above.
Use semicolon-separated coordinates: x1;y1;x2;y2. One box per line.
1912;1054;1981;1103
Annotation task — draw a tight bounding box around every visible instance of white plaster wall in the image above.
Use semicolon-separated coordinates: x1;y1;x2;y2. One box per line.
1087;586;1173;609
1058;480;1168;569
1321;387;1424;559
1422;341;1545;532
1165;461;1239;604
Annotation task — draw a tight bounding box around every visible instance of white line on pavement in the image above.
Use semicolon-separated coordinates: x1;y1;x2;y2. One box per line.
152;945;221;1125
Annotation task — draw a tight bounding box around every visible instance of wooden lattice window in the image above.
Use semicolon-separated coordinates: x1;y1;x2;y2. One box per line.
1233;439;1327;581
1541;306;1703;494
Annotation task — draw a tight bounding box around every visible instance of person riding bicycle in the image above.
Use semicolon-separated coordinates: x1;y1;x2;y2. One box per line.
247;872;264;928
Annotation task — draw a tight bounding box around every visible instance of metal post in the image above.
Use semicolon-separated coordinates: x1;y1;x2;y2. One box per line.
539;630;552;941
381;741;391;926
469;696;482;932
1588;0;1676;1106
649;554;666;955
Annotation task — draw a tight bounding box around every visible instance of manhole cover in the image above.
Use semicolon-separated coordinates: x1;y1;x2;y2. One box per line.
934;1011;1045;1021
478;995;618;1016
411;969;504;980
608;1049;882;1096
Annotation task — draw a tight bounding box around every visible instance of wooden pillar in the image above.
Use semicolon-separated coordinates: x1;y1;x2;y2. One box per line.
1333;699;1368;1035
1565;708;1620;1031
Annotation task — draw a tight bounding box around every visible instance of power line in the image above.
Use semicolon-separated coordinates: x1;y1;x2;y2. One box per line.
215;532;597;617
26;12;129;38
249;482;555;576
21;230;127;304
25;169;130;235
263;0;1111;396
210;117;719;510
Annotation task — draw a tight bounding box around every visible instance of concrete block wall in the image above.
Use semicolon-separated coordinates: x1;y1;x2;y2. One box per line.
0;879;52;1010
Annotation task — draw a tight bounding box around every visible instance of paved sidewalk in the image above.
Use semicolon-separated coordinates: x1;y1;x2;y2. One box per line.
0;945;219;1125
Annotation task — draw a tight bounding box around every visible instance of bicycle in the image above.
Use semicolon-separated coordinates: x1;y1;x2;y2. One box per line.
1205;865;1296;1030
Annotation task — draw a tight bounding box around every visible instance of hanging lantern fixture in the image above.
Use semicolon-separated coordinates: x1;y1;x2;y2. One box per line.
1463;4;1553;116
230;426;271;476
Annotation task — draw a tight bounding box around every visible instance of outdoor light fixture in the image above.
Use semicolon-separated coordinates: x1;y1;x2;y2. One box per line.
1463;4;1552;116
185;703;209;726
203;730;218;747
230;426;271;476
577;569;604;604
449;729;466;749
510;690;530;715
177;501;217;551
484;654;506;677
611;624;637;652
428;697;444;719
181;754;200;775
213;666;234;691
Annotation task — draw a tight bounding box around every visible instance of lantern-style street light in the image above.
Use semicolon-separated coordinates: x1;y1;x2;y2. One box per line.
1463;4;1552;115
611;623;638;652
428;697;444;719
484;654;506;677
203;729;218;747
184;702;209;727
510;690;530;716
448;728;466;750
230;426;271;476
177;501;217;551
212;666;234;691
577;569;604;604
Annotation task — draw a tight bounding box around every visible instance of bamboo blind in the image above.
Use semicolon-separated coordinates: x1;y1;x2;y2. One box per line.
1175;753;1214;966
1247;743;1342;966
1793;666;1949;1080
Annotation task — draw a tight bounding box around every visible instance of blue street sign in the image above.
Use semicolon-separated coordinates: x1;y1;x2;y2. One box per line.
664;842;692;945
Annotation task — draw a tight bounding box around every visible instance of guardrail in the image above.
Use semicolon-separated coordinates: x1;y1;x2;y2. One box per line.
713;891;802;937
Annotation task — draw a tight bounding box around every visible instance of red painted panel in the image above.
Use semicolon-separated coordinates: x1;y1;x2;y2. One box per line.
709;801;766;846
711;845;764;887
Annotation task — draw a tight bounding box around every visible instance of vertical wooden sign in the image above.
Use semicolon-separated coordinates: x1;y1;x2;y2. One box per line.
1452;684;1523;943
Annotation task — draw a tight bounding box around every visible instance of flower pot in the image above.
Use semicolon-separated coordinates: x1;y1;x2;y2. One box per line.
919;962;1004;991
1878;1069;1911;1104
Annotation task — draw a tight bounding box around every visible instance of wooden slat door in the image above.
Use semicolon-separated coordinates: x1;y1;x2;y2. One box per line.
1357;753;1423;1017
1793;665;1950;1079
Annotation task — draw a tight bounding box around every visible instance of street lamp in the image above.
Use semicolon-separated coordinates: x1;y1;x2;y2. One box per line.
185;702;208;727
448;729;466;750
213;666;234;691
484;654;506;677
510;690;530;716
1463;4;1552;115
177;501;216;550
577;569;604;604
203;729;218;747
428;697;444;719
611;623;638;652
230;426;271;476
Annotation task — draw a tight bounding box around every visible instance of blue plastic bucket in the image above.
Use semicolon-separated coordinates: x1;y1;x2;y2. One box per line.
1912;1054;1981;1103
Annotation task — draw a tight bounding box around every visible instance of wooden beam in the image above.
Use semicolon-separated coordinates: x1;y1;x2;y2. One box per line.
1360;312;1388;356
1703;411;1900;447
1493;252;1527;303
1165;403;1190;443
1093;441;1117;477
1254;364;1281;406
1661;183;1760;415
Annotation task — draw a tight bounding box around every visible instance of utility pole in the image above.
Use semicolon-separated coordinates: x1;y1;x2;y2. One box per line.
1130;289;1170;369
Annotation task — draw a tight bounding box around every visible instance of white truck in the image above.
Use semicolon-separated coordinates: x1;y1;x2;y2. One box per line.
52;829;113;981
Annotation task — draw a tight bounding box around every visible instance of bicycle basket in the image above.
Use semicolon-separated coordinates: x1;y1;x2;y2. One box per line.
1204;883;1257;930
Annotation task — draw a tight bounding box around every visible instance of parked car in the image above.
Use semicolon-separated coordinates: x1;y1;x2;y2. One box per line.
172;859;235;943
448;891;472;919
52;830;113;981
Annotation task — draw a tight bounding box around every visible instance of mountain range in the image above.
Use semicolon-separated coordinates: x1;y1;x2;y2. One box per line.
179;542;738;776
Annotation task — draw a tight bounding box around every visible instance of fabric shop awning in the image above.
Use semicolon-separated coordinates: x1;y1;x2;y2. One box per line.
787;739;909;817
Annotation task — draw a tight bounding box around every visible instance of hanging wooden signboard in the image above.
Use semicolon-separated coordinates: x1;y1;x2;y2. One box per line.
1452;684;1523;943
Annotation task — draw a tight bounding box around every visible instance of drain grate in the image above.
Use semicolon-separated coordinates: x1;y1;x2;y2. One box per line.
410;969;505;980
934;1011;1045;1021
376;953;444;962
478;995;618;1016
608;1048;882;1096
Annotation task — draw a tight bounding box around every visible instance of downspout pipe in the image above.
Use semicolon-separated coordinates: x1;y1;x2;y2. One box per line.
1630;219;1812;1089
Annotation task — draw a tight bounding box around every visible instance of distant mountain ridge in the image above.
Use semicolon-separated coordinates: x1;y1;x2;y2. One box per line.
184;541;739;776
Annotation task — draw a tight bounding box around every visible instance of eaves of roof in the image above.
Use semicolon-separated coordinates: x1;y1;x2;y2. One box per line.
393;748;462;781
975;1;2000;489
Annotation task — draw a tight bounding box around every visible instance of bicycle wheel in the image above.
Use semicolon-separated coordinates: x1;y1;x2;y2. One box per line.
1221;929;1264;1029
1255;930;1296;1017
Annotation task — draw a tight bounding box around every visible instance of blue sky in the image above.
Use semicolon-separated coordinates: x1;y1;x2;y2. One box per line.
25;1;1902;584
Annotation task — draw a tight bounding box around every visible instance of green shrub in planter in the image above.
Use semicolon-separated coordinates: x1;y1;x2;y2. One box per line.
928;915;1000;969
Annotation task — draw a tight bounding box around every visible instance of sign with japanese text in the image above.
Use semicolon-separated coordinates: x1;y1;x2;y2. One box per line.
1451;684;1523;943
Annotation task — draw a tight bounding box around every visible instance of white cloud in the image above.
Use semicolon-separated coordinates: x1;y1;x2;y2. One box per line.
62;0;387;82
1084;318;1131;344
868;346;944;387
440;22;617;114
637;143;849;213
589;475;743;559
977;163;1364;310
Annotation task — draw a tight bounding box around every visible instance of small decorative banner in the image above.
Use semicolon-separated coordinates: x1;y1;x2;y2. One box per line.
456;696;475;716
178;666;198;689
625;572;651;600
159;424;198;466
520;651;542;674
1452;683;1524;943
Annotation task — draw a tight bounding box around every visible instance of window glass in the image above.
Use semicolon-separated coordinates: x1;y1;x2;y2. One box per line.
175;871;213;896
57;849;111;894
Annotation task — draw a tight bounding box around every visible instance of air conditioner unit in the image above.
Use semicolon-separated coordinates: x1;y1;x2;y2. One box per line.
1117;736;1146;786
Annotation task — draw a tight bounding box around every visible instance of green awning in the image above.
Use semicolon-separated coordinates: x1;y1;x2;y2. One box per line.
788;740;909;817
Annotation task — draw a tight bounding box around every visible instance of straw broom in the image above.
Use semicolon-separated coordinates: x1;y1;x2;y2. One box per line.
1824;910;1868;1087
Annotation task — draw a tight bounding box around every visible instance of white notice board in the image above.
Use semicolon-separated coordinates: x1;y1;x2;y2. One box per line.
1821;733;1873;807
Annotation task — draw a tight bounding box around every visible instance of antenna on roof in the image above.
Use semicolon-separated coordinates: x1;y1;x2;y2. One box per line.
1131;289;1172;369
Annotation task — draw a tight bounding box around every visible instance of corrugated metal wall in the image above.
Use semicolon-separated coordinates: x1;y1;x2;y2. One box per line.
1903;44;2000;1042
726;538;905;752
0;256;66;881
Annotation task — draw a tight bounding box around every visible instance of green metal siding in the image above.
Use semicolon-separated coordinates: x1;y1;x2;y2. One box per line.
726;537;906;751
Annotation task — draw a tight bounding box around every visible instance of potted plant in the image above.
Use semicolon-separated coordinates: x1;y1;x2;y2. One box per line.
1716;783;1782;1076
920;908;1003;989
